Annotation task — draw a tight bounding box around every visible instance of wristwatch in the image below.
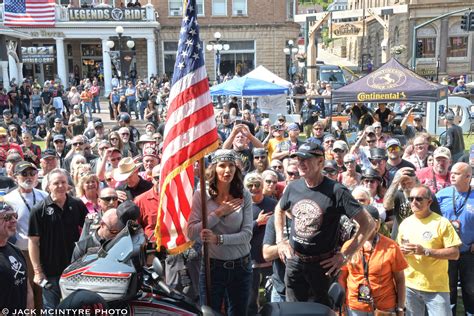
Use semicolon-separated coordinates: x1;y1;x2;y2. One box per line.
395;307;406;313
423;247;431;257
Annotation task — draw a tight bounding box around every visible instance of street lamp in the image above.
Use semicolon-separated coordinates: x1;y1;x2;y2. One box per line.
206;32;230;83
283;39;298;83
106;26;135;84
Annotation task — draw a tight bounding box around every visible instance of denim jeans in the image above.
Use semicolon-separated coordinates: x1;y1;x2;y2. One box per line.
248;266;272;316
138;100;147;120
284;256;331;306
448;252;474;315
199;256;253;316
92;95;100;113
42;275;61;309
270;286;286;303
82;101;93;120
406;287;451;316
126;98;138;119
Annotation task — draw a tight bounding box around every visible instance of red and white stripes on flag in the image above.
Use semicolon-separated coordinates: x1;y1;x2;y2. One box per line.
155;65;219;254
4;0;55;27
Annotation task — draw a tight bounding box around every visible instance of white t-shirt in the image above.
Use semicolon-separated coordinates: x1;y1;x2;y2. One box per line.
4;188;48;250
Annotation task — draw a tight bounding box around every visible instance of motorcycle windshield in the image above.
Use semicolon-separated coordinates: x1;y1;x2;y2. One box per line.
98;225;134;262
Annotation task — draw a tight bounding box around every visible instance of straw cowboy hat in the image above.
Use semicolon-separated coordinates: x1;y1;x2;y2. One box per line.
113;157;142;182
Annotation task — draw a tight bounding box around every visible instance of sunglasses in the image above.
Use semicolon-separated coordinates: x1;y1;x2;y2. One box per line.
363;179;377;184
100;196;118;202
73;142;84;146
287;171;299;177
333;148;345;153
344;160;355;165
110;138;119;141
110;157;122;162
387;146;401;153
254;156;267;160
366;139;376;144
271;165;283;170
313;127;323;130
324;140;335;144
370;159;386;165
54;140;65;143
0;212;18;221
153;176;160;181
408;196;428;202
322;169;337;176
20;170;37;177
265;179;277;184
246;183;261;189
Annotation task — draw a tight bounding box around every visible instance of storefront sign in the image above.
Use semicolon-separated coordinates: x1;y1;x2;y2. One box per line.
21;46;55;64
415;67;436;76
332;22;363;38
68;8;146;21
29;30;65;38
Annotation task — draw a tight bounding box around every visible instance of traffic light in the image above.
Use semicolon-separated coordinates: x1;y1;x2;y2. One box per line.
416;41;423;58
469;12;474;31
461;12;469;31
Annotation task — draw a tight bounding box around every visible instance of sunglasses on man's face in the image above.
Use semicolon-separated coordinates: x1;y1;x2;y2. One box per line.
408;196;428;203
20;170;37;177
73;142;84;147
246;183;261;189
100;196;118;202
322;169;337;176
287;171;299;177
271;165;283;170
265;179;277;185
254;156;267;160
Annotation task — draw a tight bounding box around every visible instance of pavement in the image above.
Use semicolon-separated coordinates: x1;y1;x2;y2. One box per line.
93;100;148;132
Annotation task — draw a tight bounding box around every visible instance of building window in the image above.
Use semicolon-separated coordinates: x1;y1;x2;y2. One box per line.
286;0;295;20
419;38;436;58
232;0;246;16
163;41;178;77
219;40;255;77
212;0;226;16
169;0;182;16
447;36;468;57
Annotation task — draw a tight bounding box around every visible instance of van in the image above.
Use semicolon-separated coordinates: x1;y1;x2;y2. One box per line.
313;65;347;89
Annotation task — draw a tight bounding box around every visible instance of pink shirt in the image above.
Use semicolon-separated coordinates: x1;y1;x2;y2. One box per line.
80;196;99;214
416;166;451;194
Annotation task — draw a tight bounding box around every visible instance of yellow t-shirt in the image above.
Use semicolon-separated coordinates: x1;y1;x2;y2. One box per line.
397;212;461;293
267;137;286;161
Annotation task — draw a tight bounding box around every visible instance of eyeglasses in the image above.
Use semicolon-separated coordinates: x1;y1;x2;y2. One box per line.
408;196;428;202
363;179;377;184
414;119;421;122
110;157;122;162
100;220;119;234
54;140;65;144
254;156;267;160
0;212;18;222
344;160;355;165
313;127;323;131
265;179;277;185
110;138;118;141
246;183;261;189
153;176;160;181
72;142;84;146
20;170;37;177
324;140;335;144
387;146;401;153
333;148;345;153
271;165;283;170
100;196;118;202
287;171;299;177
370;159;385;165
366;139;376;144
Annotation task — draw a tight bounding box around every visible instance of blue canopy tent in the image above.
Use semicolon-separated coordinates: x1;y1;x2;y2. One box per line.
210;76;289;96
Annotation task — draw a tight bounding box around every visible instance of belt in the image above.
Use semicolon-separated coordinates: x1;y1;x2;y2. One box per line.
210;254;250;269
293;250;334;263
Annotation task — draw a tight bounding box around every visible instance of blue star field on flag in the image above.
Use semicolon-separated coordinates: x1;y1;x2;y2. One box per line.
171;0;205;85
5;0;26;13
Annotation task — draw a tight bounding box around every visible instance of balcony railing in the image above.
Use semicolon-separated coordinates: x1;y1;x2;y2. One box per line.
0;3;158;23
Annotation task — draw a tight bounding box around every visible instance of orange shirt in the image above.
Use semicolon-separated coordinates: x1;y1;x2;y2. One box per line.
80;91;93;103
341;234;408;312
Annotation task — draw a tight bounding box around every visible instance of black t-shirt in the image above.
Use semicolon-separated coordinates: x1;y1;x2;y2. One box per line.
389;190;441;240
386;159;416;187
0;242;28;309
28;194;88;277
117;177;153;200
375;108;392;128
0;176;17;195
263;215;291;296
235;148;253;175
250;196;277;264
41;91;52;105
279;177;362;255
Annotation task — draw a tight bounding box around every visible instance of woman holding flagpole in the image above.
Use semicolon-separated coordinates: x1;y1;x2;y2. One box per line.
188;149;253;316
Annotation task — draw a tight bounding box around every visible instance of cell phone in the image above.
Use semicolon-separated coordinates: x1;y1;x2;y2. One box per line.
235;119;242;124
39;279;52;289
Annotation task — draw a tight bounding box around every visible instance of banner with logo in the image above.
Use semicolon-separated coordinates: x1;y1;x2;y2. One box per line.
68;8;146;21
22;46;55;63
331;22;363;38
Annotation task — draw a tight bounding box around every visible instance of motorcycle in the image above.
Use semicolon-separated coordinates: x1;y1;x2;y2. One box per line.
59;221;345;316
59;221;218;315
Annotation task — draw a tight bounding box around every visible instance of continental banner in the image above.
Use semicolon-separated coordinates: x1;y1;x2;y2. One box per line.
331;21;363;38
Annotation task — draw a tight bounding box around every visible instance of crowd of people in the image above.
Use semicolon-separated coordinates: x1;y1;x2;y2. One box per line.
0;75;473;316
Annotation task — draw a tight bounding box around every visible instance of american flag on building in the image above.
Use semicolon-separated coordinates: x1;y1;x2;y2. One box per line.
4;0;55;27
155;0;219;254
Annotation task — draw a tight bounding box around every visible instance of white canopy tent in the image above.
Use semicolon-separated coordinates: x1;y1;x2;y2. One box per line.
243;66;292;121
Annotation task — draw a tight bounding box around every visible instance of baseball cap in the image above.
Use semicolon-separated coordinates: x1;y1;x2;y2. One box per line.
290;142;325;159
41;149;57;159
6;153;22;164
433;146;451;160
277;113;285;120
323;160;338;171
53;134;65;142
365;126;376;135
0;203;14;215
333;140;348;152
445;112;455;121
364;205;380;221
323;134;336;142
414;114;422;121
287;123;299;131
14;161;37;174
385;138;401;149
253;148;267;157
73;104;81;110
369;148;387;160
2;109;11;116
54;117;62;123
119;113;131;122
94;121;104;128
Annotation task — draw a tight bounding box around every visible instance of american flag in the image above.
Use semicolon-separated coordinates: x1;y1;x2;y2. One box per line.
4;0;55;27
155;0;219;254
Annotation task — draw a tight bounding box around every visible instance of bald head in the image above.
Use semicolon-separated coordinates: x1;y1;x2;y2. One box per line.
99;208;124;239
451;162;472;191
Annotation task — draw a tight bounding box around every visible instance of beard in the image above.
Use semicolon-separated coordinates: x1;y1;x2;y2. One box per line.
20;180;36;190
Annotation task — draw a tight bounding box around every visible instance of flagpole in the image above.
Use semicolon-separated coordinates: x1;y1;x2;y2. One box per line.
199;157;211;305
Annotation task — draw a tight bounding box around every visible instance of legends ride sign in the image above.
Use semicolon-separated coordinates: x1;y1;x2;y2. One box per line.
68;8;146;21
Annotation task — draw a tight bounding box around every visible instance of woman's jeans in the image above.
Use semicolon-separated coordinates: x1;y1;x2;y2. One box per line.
82;101;93;120
199;255;252;316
